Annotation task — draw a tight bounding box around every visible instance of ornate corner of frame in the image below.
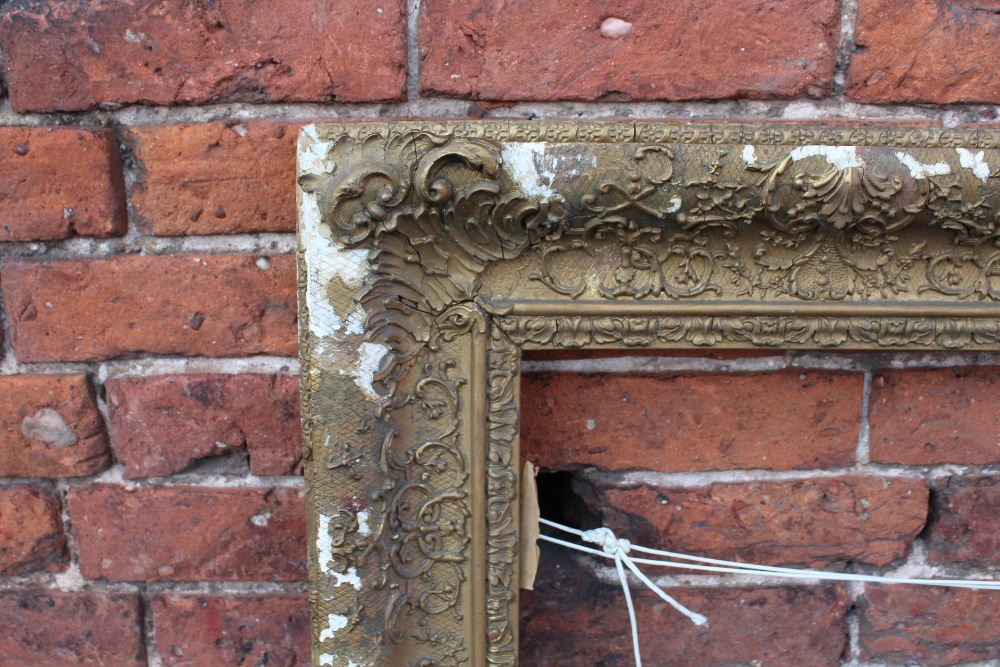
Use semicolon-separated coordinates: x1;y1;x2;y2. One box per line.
298;120;1000;667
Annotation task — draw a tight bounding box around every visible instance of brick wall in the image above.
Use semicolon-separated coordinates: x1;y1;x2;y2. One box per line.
520;354;1000;666
1;1;999;666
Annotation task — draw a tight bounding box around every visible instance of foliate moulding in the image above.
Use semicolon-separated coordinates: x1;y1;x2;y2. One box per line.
297;121;1000;667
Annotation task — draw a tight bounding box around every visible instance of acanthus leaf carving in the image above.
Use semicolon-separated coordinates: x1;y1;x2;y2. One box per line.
300;122;1000;667
516;142;1000;307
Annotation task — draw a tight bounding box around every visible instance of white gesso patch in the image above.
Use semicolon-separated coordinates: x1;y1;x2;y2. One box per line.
303;124;321;143
741;145;757;165
299;196;372;339
317;514;334;574
501;142;558;199
541;151;597;180
332;248;370;291
301;139;336;176
352;342;390;400
957;147;992;182
300;195;344;336
299;126;373;341
357;510;371;536
344;304;366;336
319;613;350;642
319;658;362;667
333;567;362;590
895;152;951;179
316;514;364;589
666;196;682;213
789;145;862;170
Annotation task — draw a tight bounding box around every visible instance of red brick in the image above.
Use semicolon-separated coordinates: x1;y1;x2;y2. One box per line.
0;589;144;666
152;594;309;666
521;545;849;666
848;0;1000;104
0;486;66;576
926;476;1000;567
107;374;302;478
870;367;1000;466
2;254;296;362
126;122;297;236
0;127;125;242
0;0;406;112
70;484;306;582
521;371;862;472
0;374;109;478
581;476;928;568
420;0;839;101
861;586;1000;664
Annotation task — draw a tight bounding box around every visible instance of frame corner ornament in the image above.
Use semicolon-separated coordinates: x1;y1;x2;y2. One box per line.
297;120;1000;667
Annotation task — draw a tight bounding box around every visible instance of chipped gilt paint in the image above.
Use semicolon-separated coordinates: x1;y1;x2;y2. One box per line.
297;121;1000;667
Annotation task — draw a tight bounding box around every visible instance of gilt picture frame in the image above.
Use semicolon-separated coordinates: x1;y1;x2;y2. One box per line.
296;120;1000;667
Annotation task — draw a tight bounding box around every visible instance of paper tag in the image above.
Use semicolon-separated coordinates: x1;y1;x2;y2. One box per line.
519;460;540;590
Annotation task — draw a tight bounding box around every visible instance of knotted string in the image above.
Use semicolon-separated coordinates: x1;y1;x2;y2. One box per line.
540;520;708;667
538;517;1000;667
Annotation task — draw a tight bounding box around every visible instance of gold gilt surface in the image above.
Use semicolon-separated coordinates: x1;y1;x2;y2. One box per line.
296;121;1000;667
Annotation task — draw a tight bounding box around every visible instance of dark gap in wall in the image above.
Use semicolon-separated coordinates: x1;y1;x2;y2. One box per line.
840;600;859;664
918;479;946;544
535;470;601;533
176;444;250;476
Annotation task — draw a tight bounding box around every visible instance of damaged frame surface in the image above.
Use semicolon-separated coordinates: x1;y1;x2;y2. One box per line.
297;121;1000;667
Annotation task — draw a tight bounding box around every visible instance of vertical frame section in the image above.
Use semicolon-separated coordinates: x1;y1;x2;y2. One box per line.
297;122;543;666
486;326;522;665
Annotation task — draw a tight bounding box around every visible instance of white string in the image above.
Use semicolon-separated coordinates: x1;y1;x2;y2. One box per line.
615;551;643;667
578;527;709;626
581;527;647;666
538;517;1000;667
539;521;708;667
539;517;1000;590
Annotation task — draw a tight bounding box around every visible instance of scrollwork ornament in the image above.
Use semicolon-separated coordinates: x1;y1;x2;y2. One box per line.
300;121;1000;667
484;328;521;666
496;314;1000;350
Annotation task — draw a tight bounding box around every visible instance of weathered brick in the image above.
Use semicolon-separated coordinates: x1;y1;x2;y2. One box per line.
126;122;297;235
0;589;144;666
0;374;109;478
0;127;126;242
521;545;850;666
849;0;1000;104
107;374;302;478
0;486;66;576
927;476;1000;567
0;0;406;112
861;585;1000;665
70;485;306;582
152;594;309;666
420;0;839;101
580;476;928;568
2;254;296;362
521;371;862;472
870;367;1000;465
